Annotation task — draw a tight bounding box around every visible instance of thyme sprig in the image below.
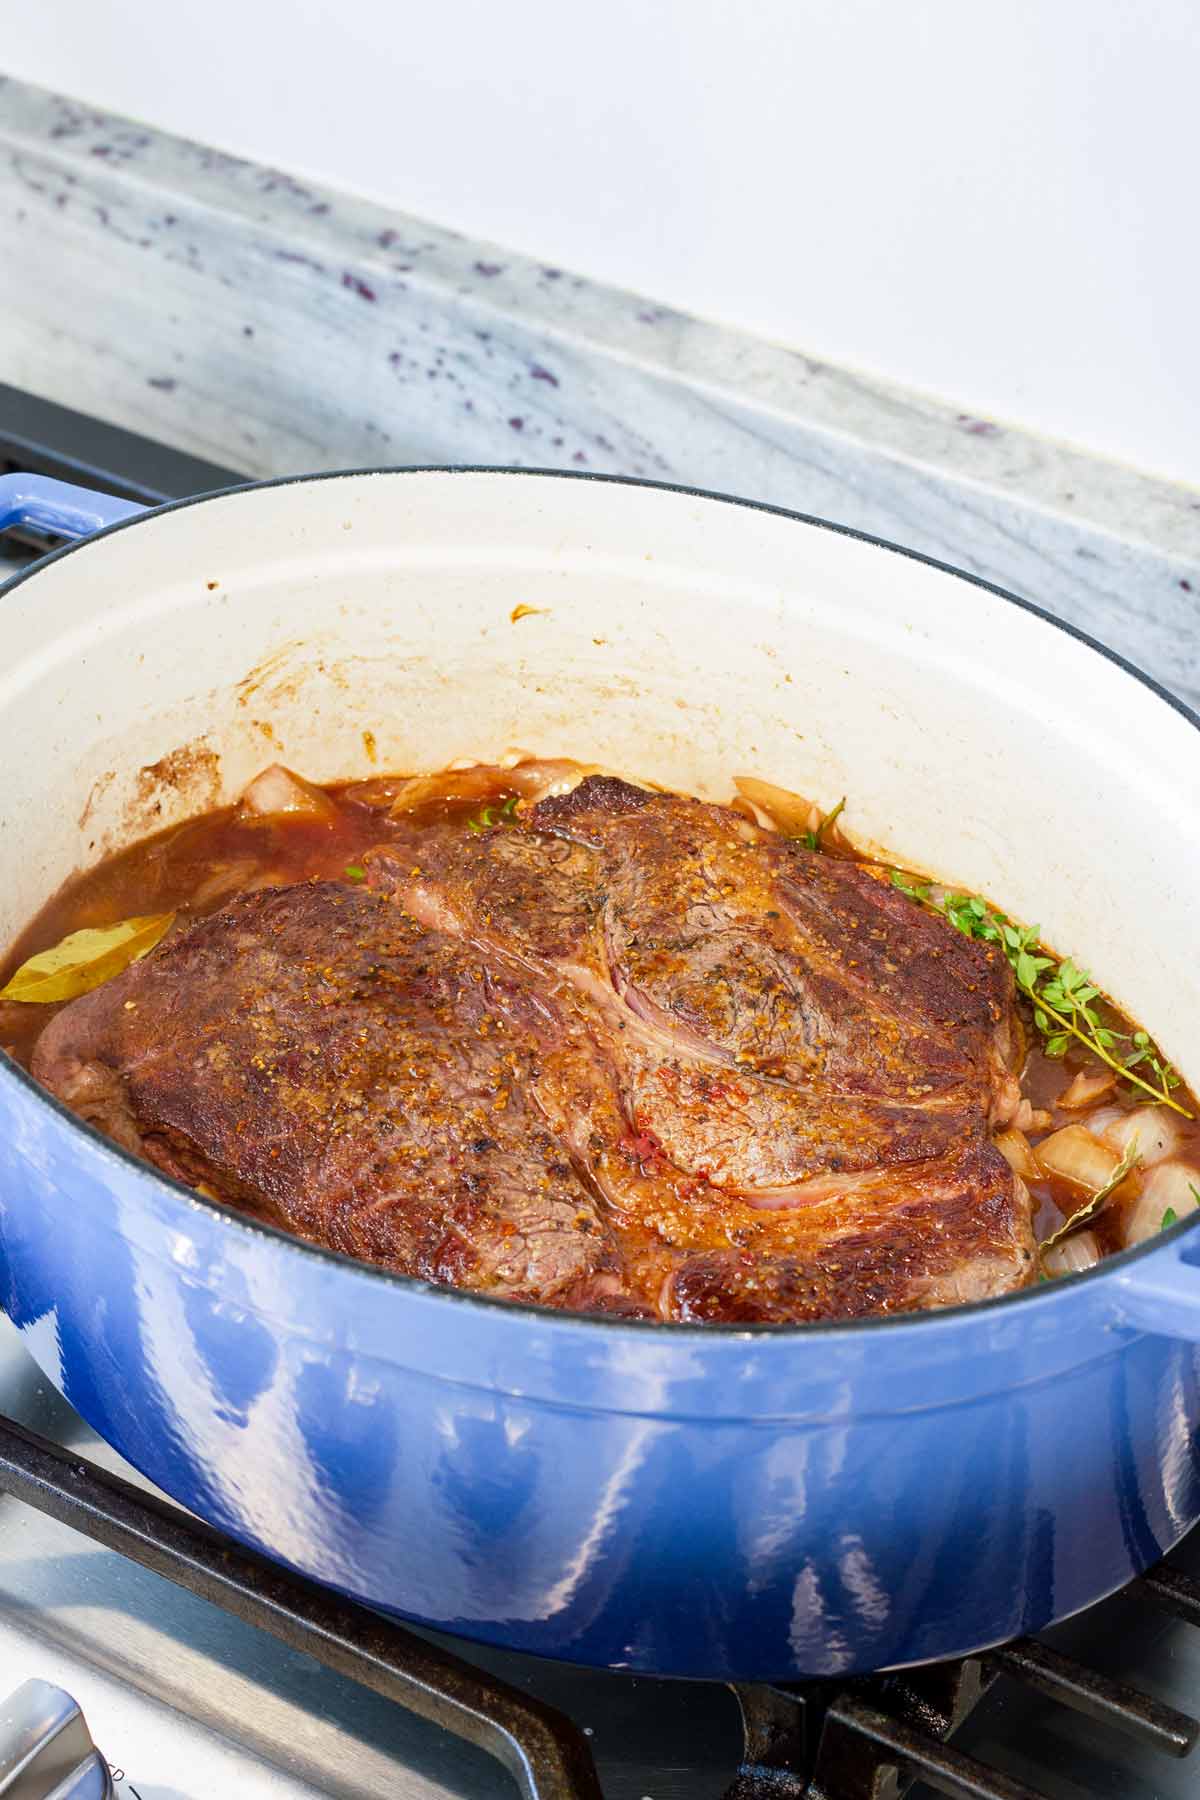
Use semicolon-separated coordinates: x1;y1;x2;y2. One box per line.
801;796;846;852
889;872;1193;1119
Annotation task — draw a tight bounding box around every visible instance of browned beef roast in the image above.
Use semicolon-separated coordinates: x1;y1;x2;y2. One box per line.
32;777;1035;1320
31;883;638;1311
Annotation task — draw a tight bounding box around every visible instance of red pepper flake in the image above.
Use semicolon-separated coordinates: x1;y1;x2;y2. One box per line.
510;603;548;624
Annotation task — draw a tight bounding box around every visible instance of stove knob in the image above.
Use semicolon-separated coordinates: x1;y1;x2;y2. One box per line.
0;1681;114;1798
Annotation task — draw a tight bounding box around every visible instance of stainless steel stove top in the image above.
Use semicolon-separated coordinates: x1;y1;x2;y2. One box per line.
3;384;1200;1800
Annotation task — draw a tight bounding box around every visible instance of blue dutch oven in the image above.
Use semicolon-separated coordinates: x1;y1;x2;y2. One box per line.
0;465;1197;1679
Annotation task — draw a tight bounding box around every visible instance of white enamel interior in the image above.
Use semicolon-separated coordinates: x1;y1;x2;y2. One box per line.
3;470;1198;1078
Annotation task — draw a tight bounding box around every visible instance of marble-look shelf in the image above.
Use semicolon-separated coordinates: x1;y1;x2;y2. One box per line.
1;74;1197;704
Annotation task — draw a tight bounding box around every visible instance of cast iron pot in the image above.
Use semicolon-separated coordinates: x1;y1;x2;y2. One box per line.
0;466;1197;1680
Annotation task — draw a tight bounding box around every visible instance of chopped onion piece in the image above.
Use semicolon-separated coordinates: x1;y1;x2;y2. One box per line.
1042;1231;1101;1277
995;1128;1039;1180
387;757;612;820
238;764;338;824
732;776;821;838
339;777;410;810
506;758;609;801
1121;1162;1200;1246
1058;1069;1116;1110
993;1074;1021;1127
1034;1124;1120;1193
387;766;501;815
191;859;262;906
1096;1105;1180;1167
1082;1106;1125;1140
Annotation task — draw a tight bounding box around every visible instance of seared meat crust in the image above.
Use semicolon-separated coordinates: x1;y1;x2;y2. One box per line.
33;777;1035;1320
33;883;629;1307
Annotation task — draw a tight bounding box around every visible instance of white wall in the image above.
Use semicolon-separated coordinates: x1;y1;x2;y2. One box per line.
4;0;1198;487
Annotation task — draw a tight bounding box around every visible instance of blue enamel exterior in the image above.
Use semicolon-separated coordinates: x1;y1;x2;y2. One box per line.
3;471;1200;1679
4;1056;1200;1678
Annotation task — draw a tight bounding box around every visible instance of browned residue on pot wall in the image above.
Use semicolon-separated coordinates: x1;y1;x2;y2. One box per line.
78;770;115;831
130;739;223;828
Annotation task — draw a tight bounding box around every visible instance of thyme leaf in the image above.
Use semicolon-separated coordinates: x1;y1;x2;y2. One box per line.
466;793;522;835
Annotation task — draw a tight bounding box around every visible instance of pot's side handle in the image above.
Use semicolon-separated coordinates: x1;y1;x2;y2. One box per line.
1111;1242;1200;1341
0;473;147;542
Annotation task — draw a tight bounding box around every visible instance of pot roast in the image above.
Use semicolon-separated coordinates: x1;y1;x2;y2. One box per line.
32;776;1035;1320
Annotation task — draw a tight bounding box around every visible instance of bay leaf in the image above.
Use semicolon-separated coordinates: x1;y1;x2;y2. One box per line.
1039;1135;1141;1262
1;912;176;1003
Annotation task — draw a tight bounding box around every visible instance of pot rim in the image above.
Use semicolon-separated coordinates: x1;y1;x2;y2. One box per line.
4;462;1197;1340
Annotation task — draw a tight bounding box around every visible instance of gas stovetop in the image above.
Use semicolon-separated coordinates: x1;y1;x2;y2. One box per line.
3;385;1200;1800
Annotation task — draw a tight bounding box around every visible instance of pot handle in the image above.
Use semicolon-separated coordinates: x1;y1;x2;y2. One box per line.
1111;1238;1200;1340
0;472;147;542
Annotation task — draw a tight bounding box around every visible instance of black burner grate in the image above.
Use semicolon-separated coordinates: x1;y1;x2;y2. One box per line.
0;1411;1196;1800
728;1629;1198;1800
